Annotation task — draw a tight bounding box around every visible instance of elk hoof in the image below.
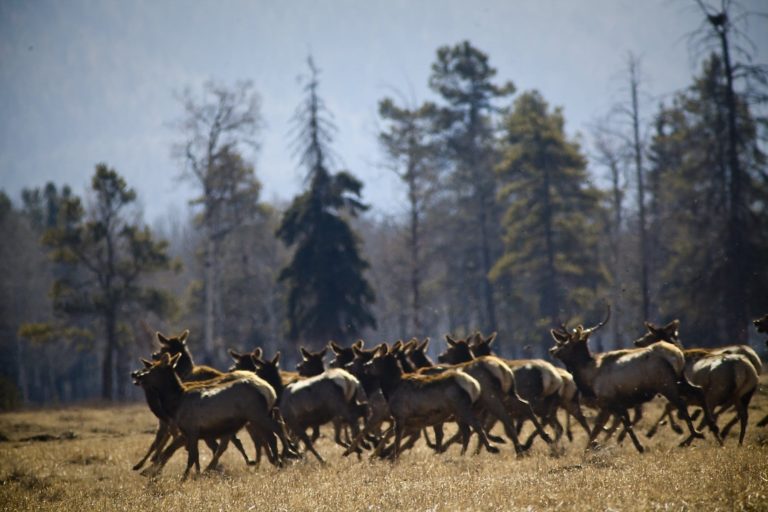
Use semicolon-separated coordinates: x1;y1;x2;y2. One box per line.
487;444;500;454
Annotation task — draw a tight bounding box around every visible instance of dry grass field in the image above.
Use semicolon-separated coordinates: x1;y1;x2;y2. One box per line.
2;378;768;511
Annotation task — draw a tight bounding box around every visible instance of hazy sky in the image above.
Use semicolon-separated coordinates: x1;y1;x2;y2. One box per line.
1;0;766;223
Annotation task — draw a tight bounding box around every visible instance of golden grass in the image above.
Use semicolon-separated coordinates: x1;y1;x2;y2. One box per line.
1;380;768;511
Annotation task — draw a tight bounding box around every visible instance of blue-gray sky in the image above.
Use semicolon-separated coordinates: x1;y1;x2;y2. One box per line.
1;0;766;223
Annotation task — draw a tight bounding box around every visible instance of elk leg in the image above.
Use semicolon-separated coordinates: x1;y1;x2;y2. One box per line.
182;436;199;481
757;414;768;427
230;434;255;466
455;402;498;454
736;390;754;446
619;409;644;453
586;409;611;451
296;429;325;464
646;403;672;438
205;436;231;471
133;421;170;470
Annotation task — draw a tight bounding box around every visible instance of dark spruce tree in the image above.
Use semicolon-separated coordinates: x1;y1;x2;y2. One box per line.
277;58;376;347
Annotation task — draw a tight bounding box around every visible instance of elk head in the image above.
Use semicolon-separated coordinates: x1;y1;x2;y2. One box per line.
296;346;327;377
549;306;610;362
633;320;680;348
438;334;474;364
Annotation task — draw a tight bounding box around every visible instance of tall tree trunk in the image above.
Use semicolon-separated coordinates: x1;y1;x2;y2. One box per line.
541;154;558;328
408;178;422;334
102;309;117;400
609;155;623;348
203;234;216;363
715;19;749;342
629;57;650;321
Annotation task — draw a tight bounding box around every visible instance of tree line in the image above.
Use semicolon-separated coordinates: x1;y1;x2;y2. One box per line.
0;4;765;404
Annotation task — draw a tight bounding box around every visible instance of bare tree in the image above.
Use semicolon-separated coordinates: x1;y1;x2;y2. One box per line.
173;81;262;361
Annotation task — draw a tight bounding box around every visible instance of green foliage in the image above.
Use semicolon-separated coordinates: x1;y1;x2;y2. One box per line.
647;55;768;342
426;41;516;334
493;91;606;348
41;164;177;398
277;58;376;345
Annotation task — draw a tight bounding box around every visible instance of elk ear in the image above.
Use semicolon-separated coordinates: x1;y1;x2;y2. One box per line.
140;358;153;368
228;348;243;361
666;319;680;331
252;347;263;360
420;338;430;351
269;351;280;365
169;352;182;369
300;347;311;359
485;332;497;346
393;340;403;351
445;335;457;347
329;341;343;354
375;344;387;357
179;330;189;343
157;332;169;345
353;340;364;350
353;345;364;356
319;347;327;358
644;321;656;333
160;352;172;365
252;355;263;369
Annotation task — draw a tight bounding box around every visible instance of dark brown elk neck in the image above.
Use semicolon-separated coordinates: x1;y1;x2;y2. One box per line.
554;344;597;398
148;369;186;418
438;344;473;364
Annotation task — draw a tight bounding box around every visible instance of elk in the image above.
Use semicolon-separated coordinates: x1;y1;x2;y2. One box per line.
444;333;559;448
364;344;499;459
247;351;368;464
406;338;434;369
634;320;759;444
549;307;719;452
416;350;533;454
133;330;253;472
132;353;293;480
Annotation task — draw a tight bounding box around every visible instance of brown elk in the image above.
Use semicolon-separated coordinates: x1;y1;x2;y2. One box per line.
133;330;253;472
443;333;559;448
247;352;368;464
634;320;759;444
549;307;719;452
132;353;293;480
364;344;499;459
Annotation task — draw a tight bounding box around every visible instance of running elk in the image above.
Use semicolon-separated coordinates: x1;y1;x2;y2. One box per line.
549;307;718;452
634;320;759;444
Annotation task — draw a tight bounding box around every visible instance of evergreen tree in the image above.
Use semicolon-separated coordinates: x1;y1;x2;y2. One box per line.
429;41;515;334
39;165;175;399
277;58;376;346
647;55;768;342
492;91;605;351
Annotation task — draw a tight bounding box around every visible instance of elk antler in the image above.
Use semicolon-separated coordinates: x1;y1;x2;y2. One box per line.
583;304;611;335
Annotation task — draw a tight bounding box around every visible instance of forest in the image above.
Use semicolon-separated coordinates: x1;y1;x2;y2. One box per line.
0;4;766;406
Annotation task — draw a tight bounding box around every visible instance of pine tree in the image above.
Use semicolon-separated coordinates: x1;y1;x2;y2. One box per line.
277;58;376;346
429;41;515;334
492;91;605;351
646;55;768;342
39;164;175;399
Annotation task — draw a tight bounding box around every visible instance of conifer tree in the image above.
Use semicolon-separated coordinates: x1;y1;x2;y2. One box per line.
492;91;605;350
277;58;376;346
39;165;175;399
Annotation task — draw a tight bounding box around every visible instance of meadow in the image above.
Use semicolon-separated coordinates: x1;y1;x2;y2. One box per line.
1;380;767;512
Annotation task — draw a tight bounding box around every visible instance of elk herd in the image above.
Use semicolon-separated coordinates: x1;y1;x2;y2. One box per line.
130;310;768;480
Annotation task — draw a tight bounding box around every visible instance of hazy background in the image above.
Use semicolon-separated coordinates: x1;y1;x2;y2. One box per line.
3;0;765;222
